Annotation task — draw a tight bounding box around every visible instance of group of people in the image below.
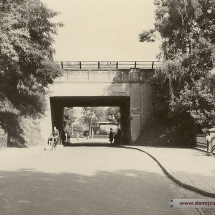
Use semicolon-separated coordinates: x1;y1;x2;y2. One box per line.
109;128;122;145
48;126;122;149
48;127;82;149
49;126;214;153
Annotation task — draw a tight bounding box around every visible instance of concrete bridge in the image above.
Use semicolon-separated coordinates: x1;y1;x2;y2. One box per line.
42;61;160;144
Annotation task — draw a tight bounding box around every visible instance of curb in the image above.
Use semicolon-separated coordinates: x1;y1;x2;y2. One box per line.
119;145;215;198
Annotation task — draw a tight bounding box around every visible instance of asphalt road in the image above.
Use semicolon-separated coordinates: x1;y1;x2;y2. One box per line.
0;144;213;215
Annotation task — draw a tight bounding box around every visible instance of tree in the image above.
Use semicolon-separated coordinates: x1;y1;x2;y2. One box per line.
139;0;215;145
80;107;104;137
64;123;83;137
106;107;121;126
73;123;83;136
0;0;63;146
64;108;77;136
64;108;76;127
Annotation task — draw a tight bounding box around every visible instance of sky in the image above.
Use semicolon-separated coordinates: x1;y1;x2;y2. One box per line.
41;0;160;61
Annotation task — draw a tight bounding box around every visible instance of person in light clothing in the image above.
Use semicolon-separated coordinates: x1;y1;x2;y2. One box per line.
205;130;215;156
52;126;59;149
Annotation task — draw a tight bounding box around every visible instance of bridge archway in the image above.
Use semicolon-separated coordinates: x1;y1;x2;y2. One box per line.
50;96;131;143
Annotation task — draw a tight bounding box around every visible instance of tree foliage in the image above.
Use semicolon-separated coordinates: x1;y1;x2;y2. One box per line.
140;0;215;145
80;107;104;136
0;0;63;145
106;107;121;125
73;123;83;135
64;123;83;136
64;108;76;127
20;116;44;146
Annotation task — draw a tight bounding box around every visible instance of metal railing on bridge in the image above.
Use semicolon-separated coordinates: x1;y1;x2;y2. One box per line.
55;61;161;70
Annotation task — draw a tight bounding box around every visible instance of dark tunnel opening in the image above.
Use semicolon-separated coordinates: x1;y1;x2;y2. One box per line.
50;96;131;145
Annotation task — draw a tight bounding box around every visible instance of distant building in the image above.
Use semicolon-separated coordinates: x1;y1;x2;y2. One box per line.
83;116;118;135
96;122;118;133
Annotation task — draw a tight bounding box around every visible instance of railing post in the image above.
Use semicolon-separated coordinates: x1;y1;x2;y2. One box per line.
98;61;100;69
79;61;82;70
152;61;154;69
134;61;137;69
61;62;63;69
116;61;118;69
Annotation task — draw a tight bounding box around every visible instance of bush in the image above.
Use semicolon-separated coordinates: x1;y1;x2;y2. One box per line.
99;129;107;135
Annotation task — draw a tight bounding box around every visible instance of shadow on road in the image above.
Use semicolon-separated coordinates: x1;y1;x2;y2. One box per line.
0;169;191;215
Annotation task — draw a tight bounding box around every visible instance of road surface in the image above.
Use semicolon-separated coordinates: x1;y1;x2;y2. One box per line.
0;144;213;215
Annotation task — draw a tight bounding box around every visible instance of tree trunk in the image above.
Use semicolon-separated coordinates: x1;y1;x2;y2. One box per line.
89;124;91;137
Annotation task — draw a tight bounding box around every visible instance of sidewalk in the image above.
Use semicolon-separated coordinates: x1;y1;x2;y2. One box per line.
122;146;215;198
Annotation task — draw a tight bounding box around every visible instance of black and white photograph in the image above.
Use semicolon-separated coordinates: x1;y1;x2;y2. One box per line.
0;0;215;214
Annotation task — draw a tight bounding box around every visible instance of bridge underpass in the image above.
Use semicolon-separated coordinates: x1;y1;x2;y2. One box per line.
50;96;130;143
40;61;160;144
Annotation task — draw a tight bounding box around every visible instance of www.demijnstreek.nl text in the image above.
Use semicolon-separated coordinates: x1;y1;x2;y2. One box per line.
170;199;215;208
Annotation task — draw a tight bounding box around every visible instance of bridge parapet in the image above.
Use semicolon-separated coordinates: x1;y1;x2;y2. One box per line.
56;61;160;70
55;61;160;83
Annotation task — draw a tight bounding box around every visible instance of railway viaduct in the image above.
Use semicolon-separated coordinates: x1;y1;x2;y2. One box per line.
41;61;159;144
